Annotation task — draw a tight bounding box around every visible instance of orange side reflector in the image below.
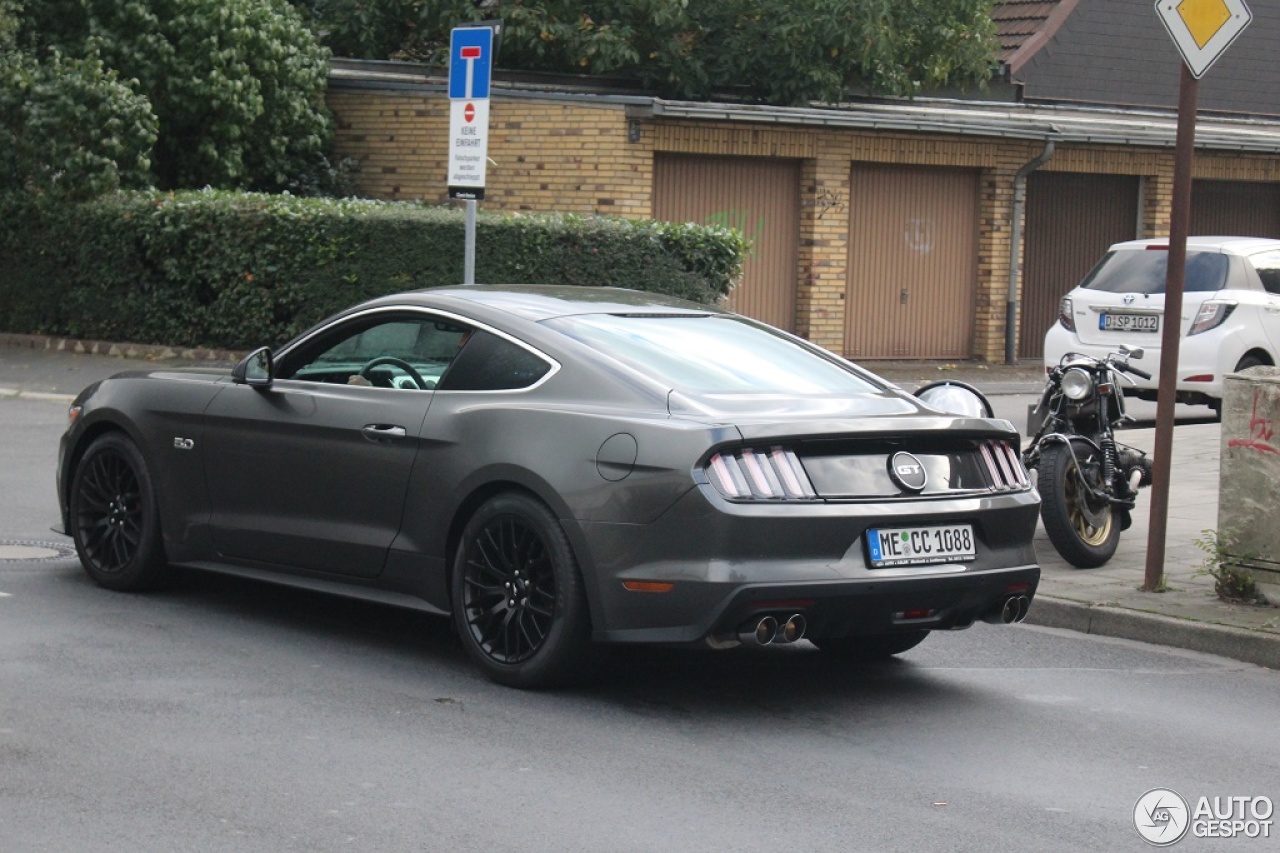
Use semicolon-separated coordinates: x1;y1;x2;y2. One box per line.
621;581;674;593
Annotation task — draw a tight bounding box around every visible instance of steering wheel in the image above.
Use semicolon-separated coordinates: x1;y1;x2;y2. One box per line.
358;356;428;390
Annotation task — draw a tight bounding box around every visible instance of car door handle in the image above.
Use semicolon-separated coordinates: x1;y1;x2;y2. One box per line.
361;424;407;442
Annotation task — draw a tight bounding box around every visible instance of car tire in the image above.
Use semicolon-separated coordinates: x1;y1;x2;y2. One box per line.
69;433;167;591
451;493;603;689
1037;442;1120;568
810;630;929;661
1215;354;1270;416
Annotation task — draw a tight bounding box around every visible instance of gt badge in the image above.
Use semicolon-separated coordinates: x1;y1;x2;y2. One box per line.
888;451;927;492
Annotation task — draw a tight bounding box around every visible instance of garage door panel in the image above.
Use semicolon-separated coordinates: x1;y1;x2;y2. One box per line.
1191;180;1280;239
845;165;978;359
1020;173;1139;359
653;154;800;331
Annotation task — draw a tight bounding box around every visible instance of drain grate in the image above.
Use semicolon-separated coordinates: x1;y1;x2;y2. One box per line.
0;539;77;562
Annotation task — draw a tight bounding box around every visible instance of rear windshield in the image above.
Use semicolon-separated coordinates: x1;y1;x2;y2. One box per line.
545;314;879;394
1077;249;1229;294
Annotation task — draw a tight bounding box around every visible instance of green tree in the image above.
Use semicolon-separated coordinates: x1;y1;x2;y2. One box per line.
300;0;997;104
1;1;158;201
15;0;334;192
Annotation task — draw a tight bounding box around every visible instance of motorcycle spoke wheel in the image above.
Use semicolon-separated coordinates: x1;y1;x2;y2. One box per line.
1063;465;1113;546
1036;443;1120;568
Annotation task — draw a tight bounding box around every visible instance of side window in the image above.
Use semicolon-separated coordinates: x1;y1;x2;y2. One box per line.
437;330;552;391
281;315;471;390
1249;252;1280;295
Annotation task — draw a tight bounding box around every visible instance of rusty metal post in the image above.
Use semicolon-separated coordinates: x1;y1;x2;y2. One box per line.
1144;64;1199;591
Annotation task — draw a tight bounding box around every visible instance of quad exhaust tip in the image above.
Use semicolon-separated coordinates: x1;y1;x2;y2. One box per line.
982;595;1030;625
738;613;807;646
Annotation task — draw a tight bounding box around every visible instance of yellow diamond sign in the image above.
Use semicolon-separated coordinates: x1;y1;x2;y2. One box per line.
1156;0;1252;78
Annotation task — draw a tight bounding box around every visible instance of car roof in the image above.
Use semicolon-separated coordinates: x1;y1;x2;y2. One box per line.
1109;236;1280;256
365;284;726;322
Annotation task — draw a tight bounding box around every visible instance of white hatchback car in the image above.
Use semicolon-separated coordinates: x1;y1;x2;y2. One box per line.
1043;236;1280;411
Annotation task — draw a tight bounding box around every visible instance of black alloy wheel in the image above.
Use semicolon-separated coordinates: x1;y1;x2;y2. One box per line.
451;493;601;688
70;433;166;590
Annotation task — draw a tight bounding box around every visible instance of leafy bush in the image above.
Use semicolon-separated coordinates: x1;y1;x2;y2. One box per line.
0;190;748;349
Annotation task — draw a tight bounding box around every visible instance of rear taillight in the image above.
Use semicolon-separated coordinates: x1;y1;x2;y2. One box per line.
706;447;817;500
1188;301;1236;336
979;440;1030;491
1058;296;1075;332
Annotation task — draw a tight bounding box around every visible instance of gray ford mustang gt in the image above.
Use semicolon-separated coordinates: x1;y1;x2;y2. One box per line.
57;285;1040;687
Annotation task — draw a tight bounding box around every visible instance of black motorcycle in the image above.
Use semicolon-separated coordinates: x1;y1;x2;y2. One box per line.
1022;346;1155;567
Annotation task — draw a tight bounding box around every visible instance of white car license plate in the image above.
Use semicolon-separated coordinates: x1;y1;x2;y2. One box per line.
866;524;975;568
1100;312;1159;332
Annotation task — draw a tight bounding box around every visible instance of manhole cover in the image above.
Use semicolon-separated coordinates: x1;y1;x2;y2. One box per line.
0;539;77;562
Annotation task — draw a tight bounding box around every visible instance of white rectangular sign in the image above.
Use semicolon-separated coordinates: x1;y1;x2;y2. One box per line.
447;98;490;200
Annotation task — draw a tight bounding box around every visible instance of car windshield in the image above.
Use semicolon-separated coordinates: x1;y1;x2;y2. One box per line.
546;313;879;394
1077;249;1229;294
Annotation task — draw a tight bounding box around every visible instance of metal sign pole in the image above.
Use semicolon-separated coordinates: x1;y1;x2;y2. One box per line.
1143;63;1198;591
464;199;477;285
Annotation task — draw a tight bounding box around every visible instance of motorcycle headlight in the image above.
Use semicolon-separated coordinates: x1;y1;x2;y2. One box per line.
1061;367;1094;400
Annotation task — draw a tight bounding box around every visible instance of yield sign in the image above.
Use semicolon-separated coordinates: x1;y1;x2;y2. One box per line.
1155;0;1252;78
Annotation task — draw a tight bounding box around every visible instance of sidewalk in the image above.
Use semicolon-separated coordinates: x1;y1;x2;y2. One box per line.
3;336;1277;668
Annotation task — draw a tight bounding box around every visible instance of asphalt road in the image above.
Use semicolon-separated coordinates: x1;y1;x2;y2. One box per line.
2;393;1277;851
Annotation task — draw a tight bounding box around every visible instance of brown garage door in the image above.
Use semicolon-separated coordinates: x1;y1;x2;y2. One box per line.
1191;180;1280;238
1019;172;1139;359
653;154;800;331
845;164;979;359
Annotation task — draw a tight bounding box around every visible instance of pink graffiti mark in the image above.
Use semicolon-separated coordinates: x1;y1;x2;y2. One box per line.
1227;390;1280;455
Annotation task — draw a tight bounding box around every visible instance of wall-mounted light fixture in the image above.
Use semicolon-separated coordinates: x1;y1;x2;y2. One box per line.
627;119;642;144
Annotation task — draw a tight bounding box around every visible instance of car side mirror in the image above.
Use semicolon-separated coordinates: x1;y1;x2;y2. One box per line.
232;347;274;387
913;380;995;419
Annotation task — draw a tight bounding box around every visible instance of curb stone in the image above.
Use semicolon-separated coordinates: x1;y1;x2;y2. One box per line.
1027;596;1280;669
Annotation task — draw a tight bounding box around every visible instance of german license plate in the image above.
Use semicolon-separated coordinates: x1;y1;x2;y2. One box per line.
866;524;975;568
1100;312;1159;332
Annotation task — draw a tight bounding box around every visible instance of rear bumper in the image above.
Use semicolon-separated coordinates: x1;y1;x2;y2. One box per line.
1043;324;1234;401
594;566;1040;644
577;484;1041;644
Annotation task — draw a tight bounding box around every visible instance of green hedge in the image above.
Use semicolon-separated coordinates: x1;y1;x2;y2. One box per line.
0;190;749;349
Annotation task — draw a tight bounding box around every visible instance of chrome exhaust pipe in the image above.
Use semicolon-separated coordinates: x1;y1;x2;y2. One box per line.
1014;595;1030;623
776;614;806;643
739;615;779;645
982;596;1025;625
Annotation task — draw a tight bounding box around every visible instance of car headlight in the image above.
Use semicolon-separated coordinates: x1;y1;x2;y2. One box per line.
1061;367;1094;400
1188;301;1236;336
706;446;817;500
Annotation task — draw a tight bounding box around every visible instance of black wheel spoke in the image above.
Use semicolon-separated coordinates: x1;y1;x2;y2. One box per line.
461;512;559;665
73;446;146;574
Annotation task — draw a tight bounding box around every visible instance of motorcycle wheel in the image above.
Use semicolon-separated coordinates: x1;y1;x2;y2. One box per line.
1037;442;1120;568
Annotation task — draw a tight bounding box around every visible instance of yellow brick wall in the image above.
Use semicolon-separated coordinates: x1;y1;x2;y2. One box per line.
330;91;651;216
328;86;1280;363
